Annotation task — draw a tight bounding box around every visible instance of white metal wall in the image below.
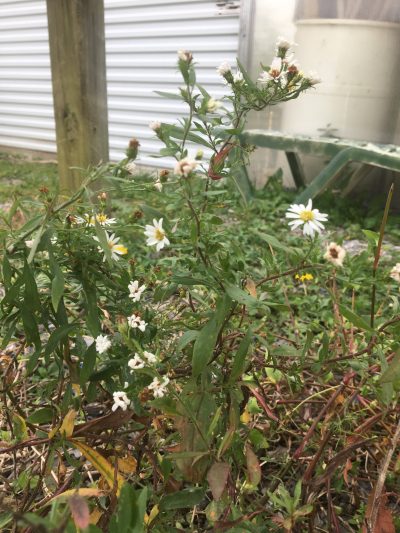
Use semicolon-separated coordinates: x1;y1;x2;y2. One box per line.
0;0;241;166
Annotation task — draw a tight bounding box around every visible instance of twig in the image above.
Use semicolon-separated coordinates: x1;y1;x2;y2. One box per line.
367;415;400;532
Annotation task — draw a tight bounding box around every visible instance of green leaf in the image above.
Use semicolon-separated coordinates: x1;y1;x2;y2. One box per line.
380;350;400;384
229;328;253;383
80;343;97;385
27;407;55;424
224;283;260;308
192;294;232;376
51;263;64;312
93;220;112;266
258;232;294;254
154;90;182;100
177;330;199;352
21;307;41;350
23;261;41;313
159;487;206;511
45;324;76;358
339;305;374;332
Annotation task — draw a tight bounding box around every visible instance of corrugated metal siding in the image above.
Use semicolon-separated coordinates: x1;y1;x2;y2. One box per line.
0;0;240;165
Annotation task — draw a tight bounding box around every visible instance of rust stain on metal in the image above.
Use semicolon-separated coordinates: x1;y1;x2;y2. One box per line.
216;0;240;15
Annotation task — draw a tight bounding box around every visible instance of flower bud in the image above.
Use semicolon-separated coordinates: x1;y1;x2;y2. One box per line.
126;138;140;160
149;121;161;132
195;150;203;160
177;50;193;63
160;169;170;179
97;192;107;201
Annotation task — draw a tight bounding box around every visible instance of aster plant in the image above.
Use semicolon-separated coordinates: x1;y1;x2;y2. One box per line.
1;38;399;533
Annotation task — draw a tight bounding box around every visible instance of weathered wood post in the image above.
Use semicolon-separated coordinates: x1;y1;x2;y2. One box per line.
46;0;109;193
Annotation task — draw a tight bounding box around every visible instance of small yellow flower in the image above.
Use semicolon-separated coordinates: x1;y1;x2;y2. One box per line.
295;272;314;282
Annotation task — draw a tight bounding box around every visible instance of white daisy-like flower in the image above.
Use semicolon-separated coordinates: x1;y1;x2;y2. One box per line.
93;232;128;261
143;351;157;364
174;158;197;178
206;98;222;113
127;313;147;332
217;61;231;76
128;354;145;370
25;239;34;248
390;263;400;282
128;280;146;302
285;199;328;238
149;121;161;131
306;71;321;85
258;57;284;84
125;161;137;174
144;218;170;251
148;376;170;398
112;391;130;412
86;213;117;227
324;242;346;267
233;71;244;84
96;334;111;354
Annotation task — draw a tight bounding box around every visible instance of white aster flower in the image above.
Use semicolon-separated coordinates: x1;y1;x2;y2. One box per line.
285;199;328;238
112;391;130;411
258;57;284;84
128;280;146;302
148;376;170;398
174;158;197;177
93;232;128;261
127;313;147;332
306;71;321;85
149;121;161;131
217;61;231;76
206;98;222;113
128;354;145;370
324;242;346;267
390;263;400;282
86;213;117;227
144;218;170;251
125;161;137;174
233;71;244;84
96;334;111;354
25;239;34;248
143;351;157;364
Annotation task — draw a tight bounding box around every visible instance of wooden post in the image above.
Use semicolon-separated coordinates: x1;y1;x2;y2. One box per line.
46;0;109;192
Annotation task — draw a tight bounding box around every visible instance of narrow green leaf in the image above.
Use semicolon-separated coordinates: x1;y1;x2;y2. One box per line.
159;487;206;511
51;263;64;312
177;330;199;352
45;324;76;358
380;350;400;384
339;305;374;332
229;328;253;383
192;294;232;376
80;343;97;385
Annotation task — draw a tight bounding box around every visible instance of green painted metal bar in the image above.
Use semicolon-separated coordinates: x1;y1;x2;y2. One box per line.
285;151;307;188
295;146;400;203
240;129;400;200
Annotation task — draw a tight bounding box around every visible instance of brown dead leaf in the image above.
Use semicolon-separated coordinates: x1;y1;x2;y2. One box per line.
206;462;230;501
69;494;90;529
245;278;257;297
245;443;261;487
362;492;395;533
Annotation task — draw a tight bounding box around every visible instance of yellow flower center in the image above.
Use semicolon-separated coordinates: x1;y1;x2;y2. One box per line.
299;210;314;222
155;228;165;241
97;214;108;223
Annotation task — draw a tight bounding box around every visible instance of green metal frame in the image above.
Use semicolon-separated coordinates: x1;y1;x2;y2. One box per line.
239;130;400;202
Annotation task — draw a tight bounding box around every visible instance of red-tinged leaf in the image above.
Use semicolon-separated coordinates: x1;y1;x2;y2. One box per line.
245;443;261;487
362;492;395;533
249;388;279;422
343;458;352;487
207;462;230;501
68;494;90;529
